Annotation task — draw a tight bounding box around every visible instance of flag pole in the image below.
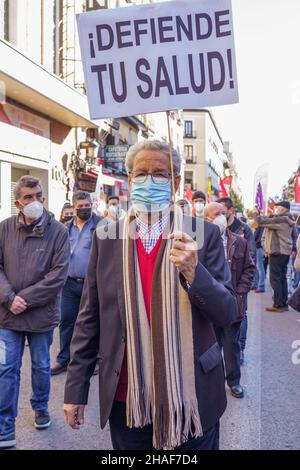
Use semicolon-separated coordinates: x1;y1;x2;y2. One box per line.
166;111;176;202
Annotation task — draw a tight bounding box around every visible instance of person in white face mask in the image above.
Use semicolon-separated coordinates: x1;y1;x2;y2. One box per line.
0;175;70;449
104;196;126;223
204;202;255;400
192;191;206;218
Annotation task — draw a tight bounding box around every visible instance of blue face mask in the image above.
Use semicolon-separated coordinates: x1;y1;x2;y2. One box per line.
131;176;172;212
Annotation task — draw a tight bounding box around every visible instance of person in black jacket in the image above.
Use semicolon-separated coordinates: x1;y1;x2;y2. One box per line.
217;197;256;364
205;203;255;398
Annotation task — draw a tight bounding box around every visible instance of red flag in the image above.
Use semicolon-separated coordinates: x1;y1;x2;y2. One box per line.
219;177;228;197
184;187;193;204
222;176;233;188
294;172;300;203
222;176;232;196
268;199;276;215
206;192;211;204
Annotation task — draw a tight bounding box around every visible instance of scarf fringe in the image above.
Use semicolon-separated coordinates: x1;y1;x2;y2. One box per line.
153;401;203;450
127;386;152;429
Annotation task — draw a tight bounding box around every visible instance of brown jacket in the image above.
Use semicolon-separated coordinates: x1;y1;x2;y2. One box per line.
0;210;70;332
64;216;238;432
226;229;256;323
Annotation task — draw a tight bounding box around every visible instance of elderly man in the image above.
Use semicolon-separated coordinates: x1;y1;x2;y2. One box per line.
255;201;295;312
217;196;256;362
64;140;237;451
204;203;255;398
0;176;70;449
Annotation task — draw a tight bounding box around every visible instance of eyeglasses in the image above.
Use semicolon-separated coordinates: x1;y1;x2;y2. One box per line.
130;172;171;185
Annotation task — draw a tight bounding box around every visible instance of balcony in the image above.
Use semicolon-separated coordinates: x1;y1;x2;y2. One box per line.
185;157;196;164
184;131;197;139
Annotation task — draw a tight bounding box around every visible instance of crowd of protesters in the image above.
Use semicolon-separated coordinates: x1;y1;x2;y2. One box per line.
1;140;300;451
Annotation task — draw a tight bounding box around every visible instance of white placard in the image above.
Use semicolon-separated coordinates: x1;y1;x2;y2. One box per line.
77;0;239;119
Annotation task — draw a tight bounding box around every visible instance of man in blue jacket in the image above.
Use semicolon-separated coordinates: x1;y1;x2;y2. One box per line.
51;191;100;376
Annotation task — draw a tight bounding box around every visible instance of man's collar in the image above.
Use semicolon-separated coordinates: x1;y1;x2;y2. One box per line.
17;209;47;235
73;215;92;228
136;212;168;232
18;210;44;229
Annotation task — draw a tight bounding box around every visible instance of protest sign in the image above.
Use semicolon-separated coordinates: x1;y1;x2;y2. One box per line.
77;0;239;119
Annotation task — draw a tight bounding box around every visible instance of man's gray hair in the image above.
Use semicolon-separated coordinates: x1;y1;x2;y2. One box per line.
72;190;92;205
125;140;182;175
14;175;42;200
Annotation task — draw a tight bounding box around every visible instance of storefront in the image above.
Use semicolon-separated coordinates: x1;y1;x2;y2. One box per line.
0;38;97;221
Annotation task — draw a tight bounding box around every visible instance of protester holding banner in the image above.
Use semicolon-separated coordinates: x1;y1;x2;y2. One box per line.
63;140;238;450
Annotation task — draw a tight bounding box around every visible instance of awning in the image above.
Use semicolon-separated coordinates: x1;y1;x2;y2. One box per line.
0;39;97;128
87;167;124;187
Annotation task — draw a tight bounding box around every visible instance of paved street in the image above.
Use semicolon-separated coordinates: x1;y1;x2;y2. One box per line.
12;286;300;450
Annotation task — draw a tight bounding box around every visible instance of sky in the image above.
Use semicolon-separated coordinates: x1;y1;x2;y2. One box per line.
212;0;300;207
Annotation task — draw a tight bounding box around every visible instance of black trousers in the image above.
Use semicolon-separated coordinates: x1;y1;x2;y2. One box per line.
57;278;83;365
109;401;220;451
269;254;290;308
214;322;241;387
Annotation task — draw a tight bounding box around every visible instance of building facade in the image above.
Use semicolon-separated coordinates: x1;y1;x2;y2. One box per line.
223;141;242;199
183;109;229;199
0;0;184;221
0;0;97;221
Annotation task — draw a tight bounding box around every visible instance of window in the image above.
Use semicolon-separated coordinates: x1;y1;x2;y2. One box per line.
184;145;194;163
185;171;194;190
184;121;193;137
85;0;107;11
0;0;8;41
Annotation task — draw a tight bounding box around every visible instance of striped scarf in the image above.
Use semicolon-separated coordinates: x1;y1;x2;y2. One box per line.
123;205;203;450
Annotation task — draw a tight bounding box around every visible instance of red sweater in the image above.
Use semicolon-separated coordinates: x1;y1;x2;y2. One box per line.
115;236;162;402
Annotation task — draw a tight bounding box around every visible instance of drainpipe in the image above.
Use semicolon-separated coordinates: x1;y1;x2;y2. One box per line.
40;0;44;65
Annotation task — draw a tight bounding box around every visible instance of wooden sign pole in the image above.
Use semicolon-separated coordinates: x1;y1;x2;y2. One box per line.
166;111;176;202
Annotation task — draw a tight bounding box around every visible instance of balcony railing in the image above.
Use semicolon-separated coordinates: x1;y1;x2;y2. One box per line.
185;157;196;164
184;131;197;139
